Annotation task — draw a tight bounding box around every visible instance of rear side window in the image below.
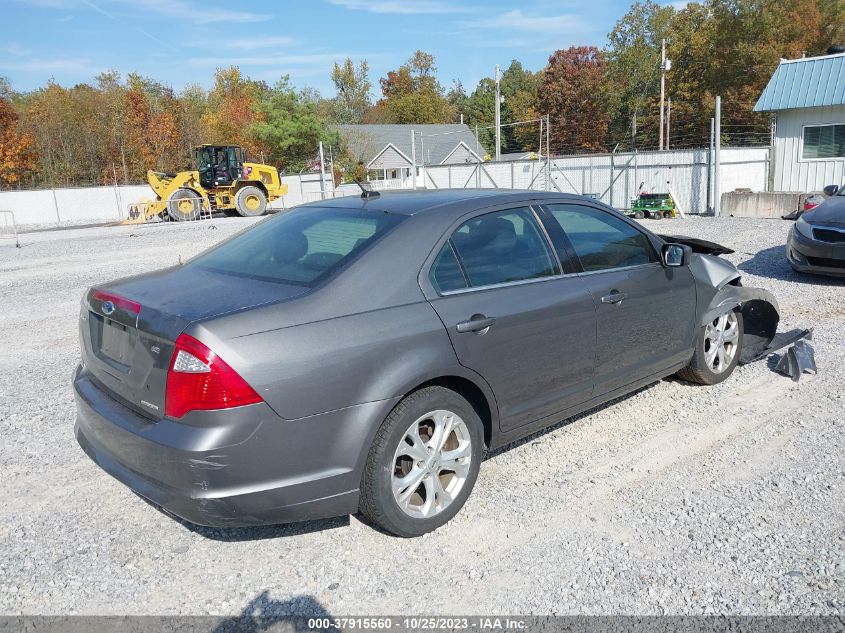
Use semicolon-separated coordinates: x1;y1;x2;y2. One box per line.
189;208;405;286
448;208;558;288
430;243;467;293
546;204;657;272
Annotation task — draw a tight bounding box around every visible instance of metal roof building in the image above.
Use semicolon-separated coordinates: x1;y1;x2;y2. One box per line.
754;51;845;192
336;124;485;182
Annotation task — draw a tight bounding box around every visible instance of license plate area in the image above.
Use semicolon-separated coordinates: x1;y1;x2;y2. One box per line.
91;312;134;372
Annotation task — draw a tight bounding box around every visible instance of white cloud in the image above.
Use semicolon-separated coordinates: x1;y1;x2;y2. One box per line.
222;36;297;50
12;0;72;6
117;0;270;23
0;57;92;72
6;43;33;57
187;53;377;68
469;9;583;33
328;0;469;14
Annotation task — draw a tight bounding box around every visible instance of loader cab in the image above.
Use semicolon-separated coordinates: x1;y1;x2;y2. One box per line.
196;145;246;189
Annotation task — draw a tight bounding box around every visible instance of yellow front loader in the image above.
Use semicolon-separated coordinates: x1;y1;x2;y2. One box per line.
127;145;288;223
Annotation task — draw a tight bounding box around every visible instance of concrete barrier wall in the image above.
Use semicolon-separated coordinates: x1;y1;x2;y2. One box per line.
0;185;149;229
721;191;802;218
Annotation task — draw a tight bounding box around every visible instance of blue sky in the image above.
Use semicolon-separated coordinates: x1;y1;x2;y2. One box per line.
2;0;647;96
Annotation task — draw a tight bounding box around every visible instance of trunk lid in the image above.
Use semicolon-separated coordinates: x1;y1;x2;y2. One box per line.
80;265;308;420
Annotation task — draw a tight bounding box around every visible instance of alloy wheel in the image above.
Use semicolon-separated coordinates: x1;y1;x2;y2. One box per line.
704;311;739;374
391;409;472;519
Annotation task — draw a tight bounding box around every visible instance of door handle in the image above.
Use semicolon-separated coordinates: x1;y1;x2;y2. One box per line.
601;291;628;305
456;315;496;333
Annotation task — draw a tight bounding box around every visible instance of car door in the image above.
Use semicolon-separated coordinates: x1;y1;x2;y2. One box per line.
540;202;697;397
425;205;597;432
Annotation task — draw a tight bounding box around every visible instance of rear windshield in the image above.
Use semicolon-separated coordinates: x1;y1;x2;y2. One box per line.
188;208;405;286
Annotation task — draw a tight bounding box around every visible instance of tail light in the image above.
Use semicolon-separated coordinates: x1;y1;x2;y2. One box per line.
165;333;262;419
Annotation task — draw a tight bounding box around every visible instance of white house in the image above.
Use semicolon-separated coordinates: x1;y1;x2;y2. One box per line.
754;48;845;192
336;124;485;181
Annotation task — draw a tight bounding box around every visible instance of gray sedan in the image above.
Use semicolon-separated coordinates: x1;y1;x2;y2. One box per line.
74;190;780;536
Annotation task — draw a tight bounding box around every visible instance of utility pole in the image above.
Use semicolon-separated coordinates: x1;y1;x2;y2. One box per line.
475;124;480;157
545;114;551;191
410;130;417;190
714;96;722;217
318;141;326;200
659;38;671;151
632;111;637;152
494;64;502;160
666;97;671;150
708;117;715;213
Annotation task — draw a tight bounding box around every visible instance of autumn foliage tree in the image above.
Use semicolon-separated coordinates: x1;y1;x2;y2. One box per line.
607;0;845;150
539;47;610;153
376;51;455;124
0;96;35;187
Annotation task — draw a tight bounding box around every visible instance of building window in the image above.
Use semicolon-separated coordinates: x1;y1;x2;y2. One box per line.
802;124;845;159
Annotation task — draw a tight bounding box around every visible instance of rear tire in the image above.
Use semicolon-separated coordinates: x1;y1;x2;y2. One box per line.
166;188;201;222
235;186;267;217
677;309;744;385
634;211;645;219
359;386;483;537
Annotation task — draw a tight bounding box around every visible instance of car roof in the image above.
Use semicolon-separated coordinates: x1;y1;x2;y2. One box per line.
298;189;593;217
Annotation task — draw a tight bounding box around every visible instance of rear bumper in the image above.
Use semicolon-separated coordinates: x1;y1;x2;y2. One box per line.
786;228;845;278
73;364;398;528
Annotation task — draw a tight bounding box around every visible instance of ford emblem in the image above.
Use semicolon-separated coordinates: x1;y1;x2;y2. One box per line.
101;300;115;315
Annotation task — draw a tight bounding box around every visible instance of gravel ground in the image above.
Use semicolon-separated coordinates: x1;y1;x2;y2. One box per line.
0;214;843;616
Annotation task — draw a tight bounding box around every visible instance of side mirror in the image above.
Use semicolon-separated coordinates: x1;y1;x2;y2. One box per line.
662;243;691;267
823;184;839;197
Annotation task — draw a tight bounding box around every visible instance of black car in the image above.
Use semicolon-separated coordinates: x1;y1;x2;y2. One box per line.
787;184;845;277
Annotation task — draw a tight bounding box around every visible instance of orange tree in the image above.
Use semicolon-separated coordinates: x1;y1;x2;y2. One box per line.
0;96;35;187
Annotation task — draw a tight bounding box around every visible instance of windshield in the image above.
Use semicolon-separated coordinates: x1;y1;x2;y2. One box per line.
188;208;406;286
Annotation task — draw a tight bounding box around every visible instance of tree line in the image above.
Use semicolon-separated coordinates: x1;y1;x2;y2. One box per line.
1;0;842;189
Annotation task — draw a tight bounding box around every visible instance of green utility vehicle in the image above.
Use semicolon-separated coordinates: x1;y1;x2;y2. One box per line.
630;192;676;219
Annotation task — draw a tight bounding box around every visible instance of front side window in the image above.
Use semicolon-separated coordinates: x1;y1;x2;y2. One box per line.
189;208;405;286
546;204;657;272
448;208;557;288
802;124;845;159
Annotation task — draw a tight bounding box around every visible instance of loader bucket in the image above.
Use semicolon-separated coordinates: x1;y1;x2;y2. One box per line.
124;200;163;225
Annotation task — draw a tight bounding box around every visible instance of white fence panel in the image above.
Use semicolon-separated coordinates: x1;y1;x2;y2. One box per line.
0;210;21;247
423;147;771;215
0;147;771;229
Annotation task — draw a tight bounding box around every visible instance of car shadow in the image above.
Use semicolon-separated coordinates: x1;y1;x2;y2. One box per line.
738;245;845;286
134;494;350;542
211;590;334;631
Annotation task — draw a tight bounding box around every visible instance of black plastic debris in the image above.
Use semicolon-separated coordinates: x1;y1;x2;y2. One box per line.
775;339;817;382
745;328;813;363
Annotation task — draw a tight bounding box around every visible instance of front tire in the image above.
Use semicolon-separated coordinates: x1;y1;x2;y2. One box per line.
166;188;201;221
235;186;268;217
359;387;483;537
677;309;744;385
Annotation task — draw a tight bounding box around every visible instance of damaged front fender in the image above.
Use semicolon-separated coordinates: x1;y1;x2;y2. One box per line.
689;253;781;364
701;284;781;364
